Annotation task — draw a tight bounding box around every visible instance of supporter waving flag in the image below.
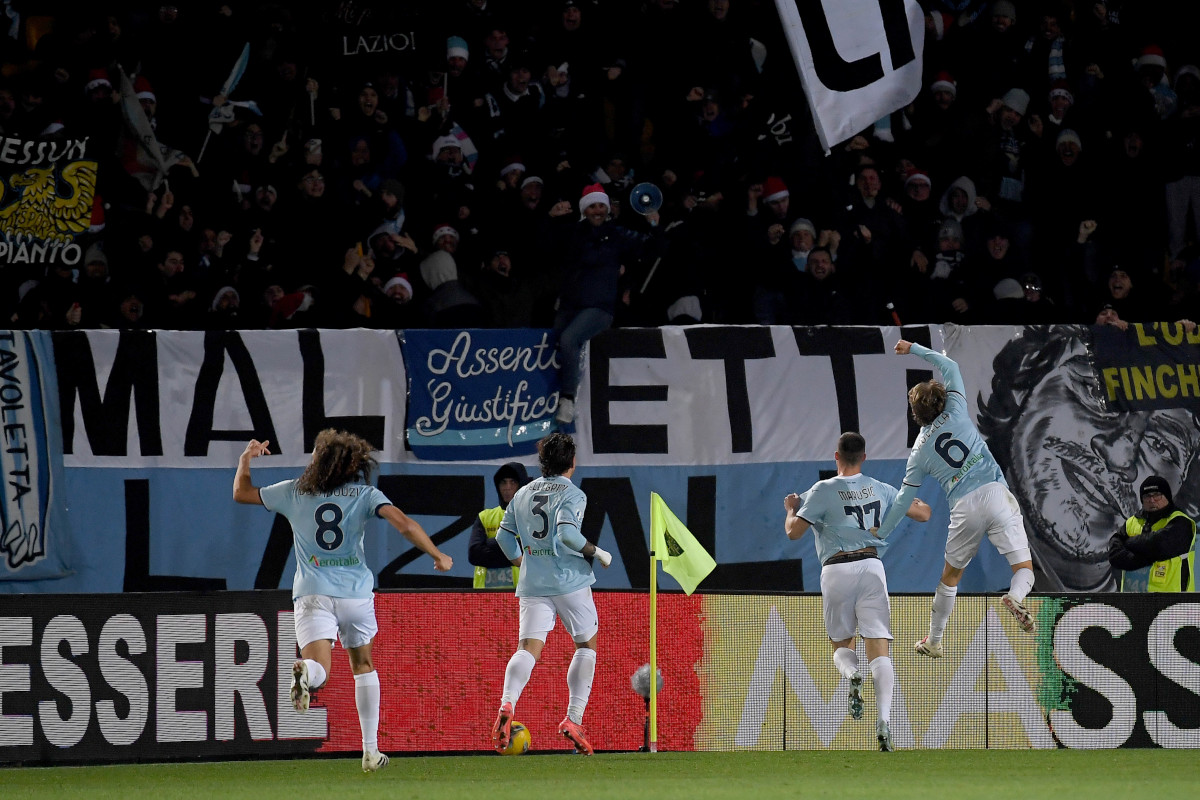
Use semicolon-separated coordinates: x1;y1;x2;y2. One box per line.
772;0;924;150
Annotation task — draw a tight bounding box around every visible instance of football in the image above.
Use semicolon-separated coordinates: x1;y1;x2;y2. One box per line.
499;721;532;755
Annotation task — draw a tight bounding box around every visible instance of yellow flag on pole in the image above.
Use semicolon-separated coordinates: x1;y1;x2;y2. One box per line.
650;492;716;595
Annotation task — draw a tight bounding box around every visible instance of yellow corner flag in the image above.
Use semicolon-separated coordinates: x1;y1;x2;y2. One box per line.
650;492;716;595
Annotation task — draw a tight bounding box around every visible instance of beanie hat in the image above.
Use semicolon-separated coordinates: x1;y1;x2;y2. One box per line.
930;71;957;97
1139;475;1172;505
762;176;789;203
991;0;1016;21
579;183;610;211
447;36;470;61
1001;87;1030;116
789;218;816;237
84;68;111;93
499;157;526;177
930;11;953;41
420;250;459;291
383;273;414;299
432;224;460;245
84;243;108;268
1048;80;1073;104
212;286;240;311
1137;45;1168;70
1056;128;1082;150
432;135;462;159
993;277;1024;300
134;75;156;101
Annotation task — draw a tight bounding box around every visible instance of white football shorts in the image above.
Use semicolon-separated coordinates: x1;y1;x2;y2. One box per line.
293;594;378;650
945;482;1031;569
518;586;599;643
820;557;893;641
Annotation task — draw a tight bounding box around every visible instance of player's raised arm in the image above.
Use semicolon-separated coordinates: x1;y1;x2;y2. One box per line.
379;505;453;571
896;339;964;395
233;439;270;505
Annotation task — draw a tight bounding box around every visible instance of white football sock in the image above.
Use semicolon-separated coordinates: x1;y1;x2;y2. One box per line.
929;582;958;642
304;659;328;690
869;656;895;724
1008;567;1035;603
566;647;597;724
832;646;860;679
501;649;537;708
354;670;381;754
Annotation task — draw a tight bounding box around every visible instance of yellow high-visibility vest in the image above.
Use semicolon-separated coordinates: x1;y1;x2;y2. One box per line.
1120;510;1196;592
473;505;519;589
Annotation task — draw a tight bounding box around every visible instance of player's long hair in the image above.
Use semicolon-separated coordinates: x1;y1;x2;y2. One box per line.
297;429;378;494
908;380;948;426
538;432;575;477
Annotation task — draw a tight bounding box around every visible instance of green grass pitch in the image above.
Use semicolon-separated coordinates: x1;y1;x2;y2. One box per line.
3;750;1193;800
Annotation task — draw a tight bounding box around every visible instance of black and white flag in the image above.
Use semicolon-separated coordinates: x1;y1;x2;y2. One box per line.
773;0;924;150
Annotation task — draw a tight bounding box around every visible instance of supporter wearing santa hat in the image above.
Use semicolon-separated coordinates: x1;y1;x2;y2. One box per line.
548;182;662;424
432;223;461;253
578;182;610;223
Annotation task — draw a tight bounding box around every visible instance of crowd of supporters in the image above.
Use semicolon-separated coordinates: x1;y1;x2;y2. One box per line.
1;0;1198;331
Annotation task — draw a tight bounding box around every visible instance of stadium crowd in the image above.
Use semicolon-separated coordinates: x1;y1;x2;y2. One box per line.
2;0;1199;331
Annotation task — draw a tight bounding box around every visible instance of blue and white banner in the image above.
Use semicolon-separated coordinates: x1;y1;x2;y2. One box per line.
11;323;1198;596
0;330;72;581
400;329;562;461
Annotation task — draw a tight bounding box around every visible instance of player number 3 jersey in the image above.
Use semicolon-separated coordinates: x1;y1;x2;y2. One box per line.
496;475;595;597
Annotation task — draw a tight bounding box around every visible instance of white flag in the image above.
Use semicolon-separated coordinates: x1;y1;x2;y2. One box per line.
772;0;924;150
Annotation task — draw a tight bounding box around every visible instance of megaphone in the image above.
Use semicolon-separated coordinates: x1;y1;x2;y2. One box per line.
629;182;663;215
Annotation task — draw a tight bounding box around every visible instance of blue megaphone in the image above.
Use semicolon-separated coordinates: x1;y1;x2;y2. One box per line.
629;182;663;215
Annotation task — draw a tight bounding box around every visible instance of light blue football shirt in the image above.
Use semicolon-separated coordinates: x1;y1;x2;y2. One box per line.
496;475;595;598
260;479;391;600
876;342;1007;539
797;474;899;565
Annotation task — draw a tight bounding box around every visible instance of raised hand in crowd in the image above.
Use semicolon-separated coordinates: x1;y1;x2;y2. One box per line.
1078;219;1098;243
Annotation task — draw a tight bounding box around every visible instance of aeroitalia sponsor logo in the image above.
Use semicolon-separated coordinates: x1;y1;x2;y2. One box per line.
308;554;360;568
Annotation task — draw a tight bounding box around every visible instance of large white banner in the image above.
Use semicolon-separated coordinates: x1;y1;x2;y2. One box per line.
772;0;924;150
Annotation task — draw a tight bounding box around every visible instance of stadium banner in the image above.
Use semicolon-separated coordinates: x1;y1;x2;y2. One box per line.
398;328;562;461
2;591;1194;765
944;324;1200;594
0;330;72;582
0;136;96;267
771;0;925;150
15;323;1199;596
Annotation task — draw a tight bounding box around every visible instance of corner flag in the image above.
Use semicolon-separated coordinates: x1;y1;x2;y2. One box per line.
650;492;716;595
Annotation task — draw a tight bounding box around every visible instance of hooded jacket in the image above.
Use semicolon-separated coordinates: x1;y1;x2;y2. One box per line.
468;462;532;587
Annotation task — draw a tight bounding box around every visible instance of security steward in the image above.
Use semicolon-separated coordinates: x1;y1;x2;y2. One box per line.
468;462;530;589
1108;475;1196;592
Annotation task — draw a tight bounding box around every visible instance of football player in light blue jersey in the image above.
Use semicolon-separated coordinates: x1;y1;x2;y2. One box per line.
784;432;931;752
876;340;1038;658
234;430;452;772
490;433;612;756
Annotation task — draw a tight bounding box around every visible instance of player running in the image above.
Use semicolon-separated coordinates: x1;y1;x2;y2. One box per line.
785;431;931;751
233;430;453;772
490;433;612;756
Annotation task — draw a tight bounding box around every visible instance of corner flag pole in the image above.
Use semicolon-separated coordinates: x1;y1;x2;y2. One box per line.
649;547;658;753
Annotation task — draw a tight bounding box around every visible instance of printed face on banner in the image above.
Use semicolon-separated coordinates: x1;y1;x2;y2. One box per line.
977;325;1200;592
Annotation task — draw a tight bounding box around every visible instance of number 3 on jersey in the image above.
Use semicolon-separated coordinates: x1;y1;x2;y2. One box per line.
314;502;345;550
531;494;550;539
